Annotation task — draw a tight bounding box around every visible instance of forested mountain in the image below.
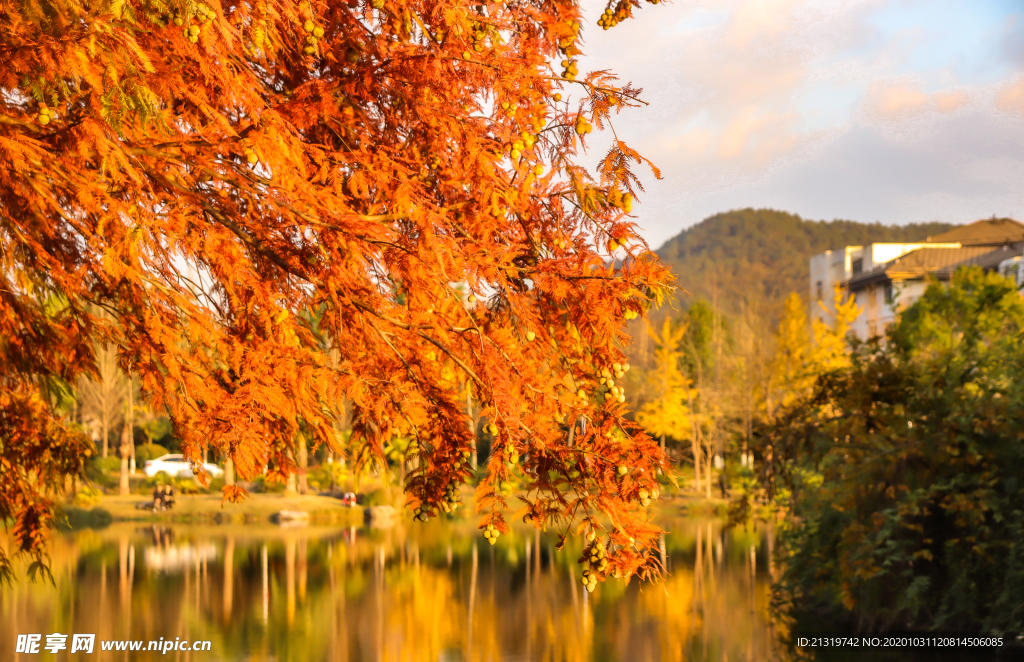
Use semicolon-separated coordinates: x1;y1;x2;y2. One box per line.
652;208;956;317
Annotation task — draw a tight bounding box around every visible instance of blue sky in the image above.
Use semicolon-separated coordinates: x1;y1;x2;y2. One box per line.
576;0;1024;249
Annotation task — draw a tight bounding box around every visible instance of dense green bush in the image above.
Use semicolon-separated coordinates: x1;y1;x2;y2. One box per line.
307;462;349;492
139;474;216;495
136;443;169;464
766;268;1024;634
143;473;173;488
252;475;286;494
59;507;113;530
363;488;389;506
92;456;121;474
73;485;103;508
84;456;120;489
174;477;204;494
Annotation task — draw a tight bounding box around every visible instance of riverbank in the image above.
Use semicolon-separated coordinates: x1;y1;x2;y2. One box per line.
73;492;366;526
67;484;731;528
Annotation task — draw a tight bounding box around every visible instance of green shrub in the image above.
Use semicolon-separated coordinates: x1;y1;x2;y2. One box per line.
92;456;121;474
363;488;389;506
136;443;169;464
308;462;349;491
73;485;103;508
767;267;1024;634
252;475;286;494
173;477;203;494
85;457;119;490
144;473;174;488
59;507;113;530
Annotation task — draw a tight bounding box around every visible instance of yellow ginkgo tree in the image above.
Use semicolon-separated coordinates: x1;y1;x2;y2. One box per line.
771;286;860;412
770;292;812;412
636;318;694;479
808;284;861;376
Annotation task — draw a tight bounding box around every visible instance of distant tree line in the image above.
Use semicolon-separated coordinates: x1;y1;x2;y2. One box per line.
654;208;954;318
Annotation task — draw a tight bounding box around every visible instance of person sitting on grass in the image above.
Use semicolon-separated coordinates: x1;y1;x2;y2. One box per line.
152;484;165;511
162;484;175;510
151;484;176;511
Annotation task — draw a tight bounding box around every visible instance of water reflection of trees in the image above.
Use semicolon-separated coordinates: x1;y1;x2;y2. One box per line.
1;518;783;661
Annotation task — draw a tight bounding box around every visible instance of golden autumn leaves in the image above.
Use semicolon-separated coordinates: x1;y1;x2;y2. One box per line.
0;0;671;587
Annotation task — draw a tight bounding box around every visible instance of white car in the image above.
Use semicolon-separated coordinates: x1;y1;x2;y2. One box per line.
144;454;224;479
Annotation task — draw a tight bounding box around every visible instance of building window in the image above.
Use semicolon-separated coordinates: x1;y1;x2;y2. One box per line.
852;258;863;275
884;282;893;304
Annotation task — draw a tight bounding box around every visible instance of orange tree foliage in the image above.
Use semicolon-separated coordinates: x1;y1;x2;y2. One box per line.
0;0;672;582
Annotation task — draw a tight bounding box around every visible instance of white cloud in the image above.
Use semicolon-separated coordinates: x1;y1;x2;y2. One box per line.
934;90;970;112
864;80;931;118
995;77;1024;114
575;0;1024;248
862;80;974;119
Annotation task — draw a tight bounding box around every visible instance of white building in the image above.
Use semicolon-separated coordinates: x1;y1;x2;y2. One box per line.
810;218;1024;340
1000;254;1023;287
809;243;957;327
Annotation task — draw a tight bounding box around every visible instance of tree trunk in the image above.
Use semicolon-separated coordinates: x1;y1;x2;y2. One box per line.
466;384;477;469
297;435;308;495
285;451;297;496
705;436;713;500
224;457;235;486
126;372;136;475
326;453;336;494
119;426;130;495
688;390;701;492
102;415;109;458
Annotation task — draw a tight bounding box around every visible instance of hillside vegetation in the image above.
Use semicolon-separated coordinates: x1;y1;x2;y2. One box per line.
619;208;958;443
654;208;956;316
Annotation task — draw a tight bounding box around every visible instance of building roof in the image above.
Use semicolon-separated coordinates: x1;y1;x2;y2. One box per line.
926;218;1024;247
848;247;993;288
844;219;1024;290
935;242;1024;277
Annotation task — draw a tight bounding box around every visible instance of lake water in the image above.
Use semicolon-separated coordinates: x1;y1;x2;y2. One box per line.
1;508;1004;661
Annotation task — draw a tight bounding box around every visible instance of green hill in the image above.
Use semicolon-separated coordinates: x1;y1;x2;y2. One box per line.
652;208;957;317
